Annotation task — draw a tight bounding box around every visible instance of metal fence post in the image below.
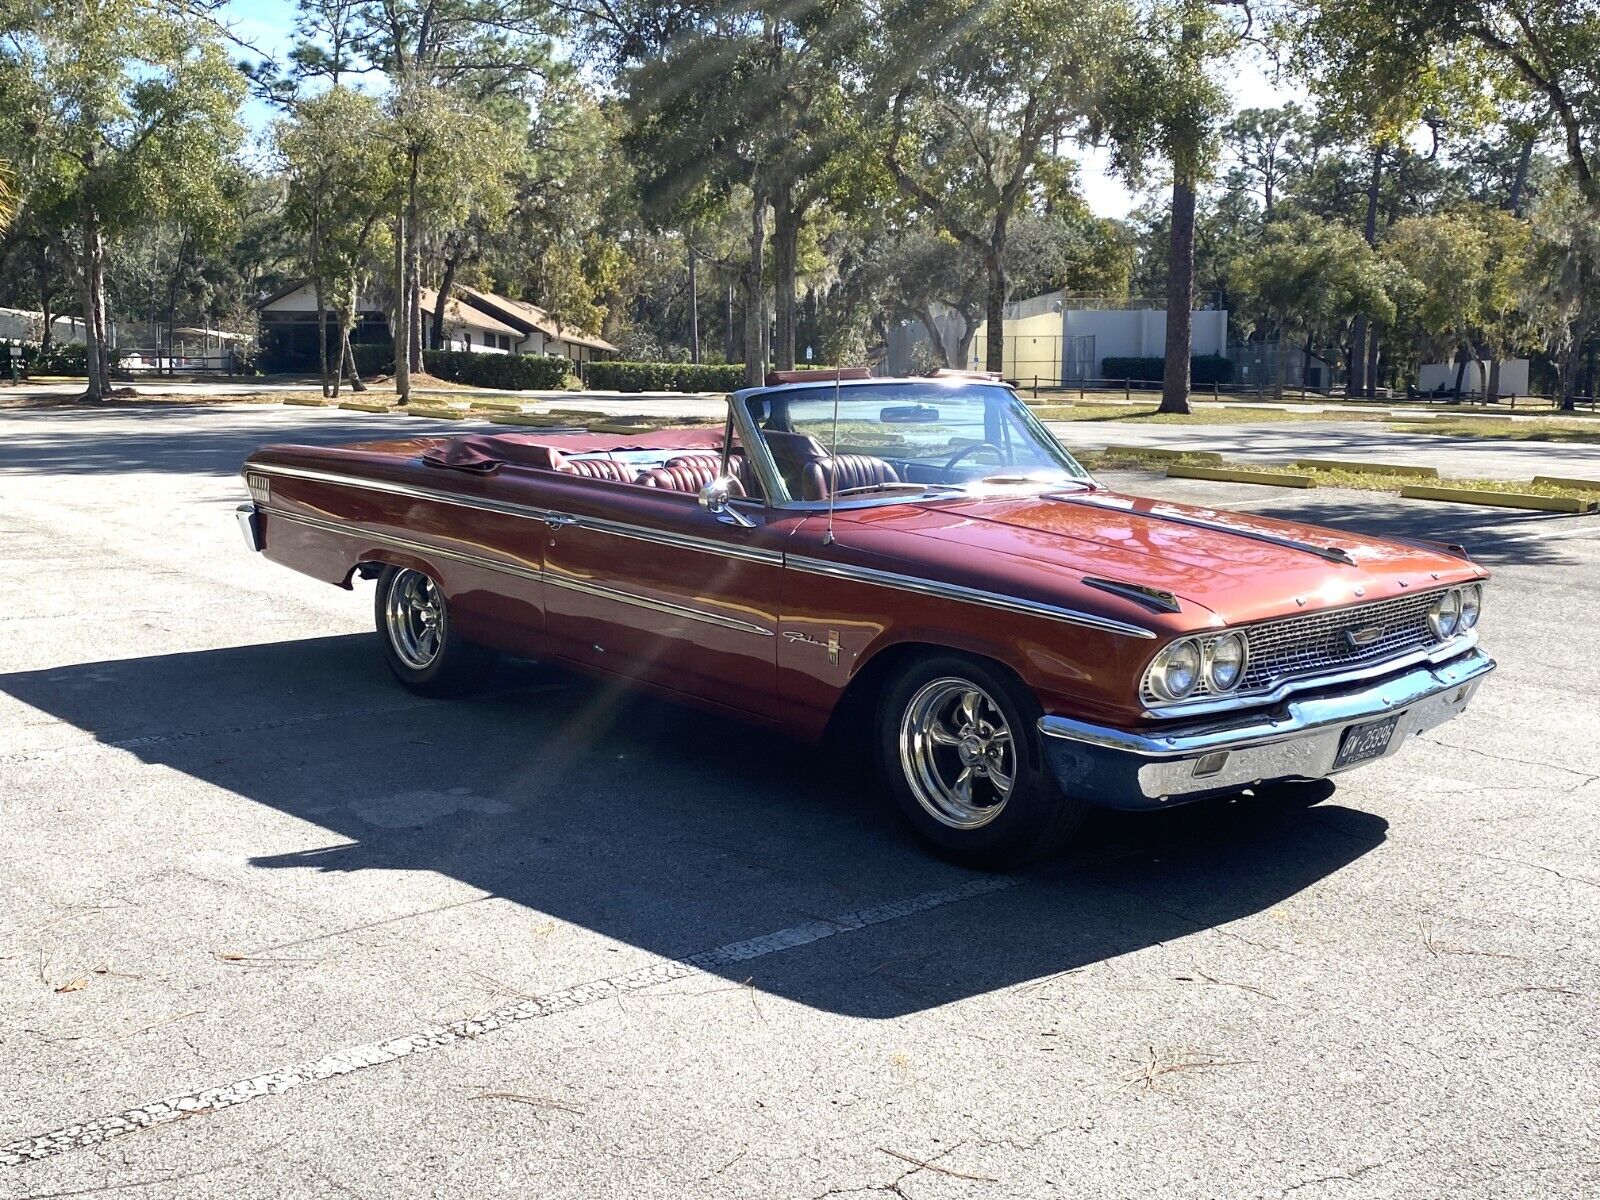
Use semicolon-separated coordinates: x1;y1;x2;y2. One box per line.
1124;377;1130;402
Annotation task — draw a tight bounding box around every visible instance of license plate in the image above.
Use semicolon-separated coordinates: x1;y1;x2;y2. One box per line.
1333;715;1399;769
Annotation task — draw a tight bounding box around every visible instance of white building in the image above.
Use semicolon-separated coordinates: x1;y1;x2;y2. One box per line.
885;292;1228;385
0;306;90;345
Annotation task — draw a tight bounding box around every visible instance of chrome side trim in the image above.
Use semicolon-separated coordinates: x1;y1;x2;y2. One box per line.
248;462;784;566
1047;494;1357;566
250;463;558;523
544;571;775;637
261;506;772;636
262;506;544;584
785;555;1156;639
572;511;783;565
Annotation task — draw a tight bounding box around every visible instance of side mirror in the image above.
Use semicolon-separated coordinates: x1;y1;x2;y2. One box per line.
698;477;756;527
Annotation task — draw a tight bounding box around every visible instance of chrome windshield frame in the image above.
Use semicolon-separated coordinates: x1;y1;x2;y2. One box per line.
727;377;1098;510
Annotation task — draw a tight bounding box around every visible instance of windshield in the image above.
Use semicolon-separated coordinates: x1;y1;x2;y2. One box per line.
742;380;1092;502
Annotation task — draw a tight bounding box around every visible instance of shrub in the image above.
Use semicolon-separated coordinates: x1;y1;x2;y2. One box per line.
0;340;115;376
585;361;748;393
350;343;393;378
422;349;575;390
1100;355;1235;386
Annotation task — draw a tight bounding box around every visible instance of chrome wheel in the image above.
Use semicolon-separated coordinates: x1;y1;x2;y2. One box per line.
384;569;445;670
899;677;1016;830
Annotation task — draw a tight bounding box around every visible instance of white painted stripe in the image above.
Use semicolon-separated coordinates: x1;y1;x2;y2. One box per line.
0;876;1015;1167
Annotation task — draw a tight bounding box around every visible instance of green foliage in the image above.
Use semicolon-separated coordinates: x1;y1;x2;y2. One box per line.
1101;355;1233;385
586;361;749;392
0;339;122;375
351;343;395;378
423;350;575;390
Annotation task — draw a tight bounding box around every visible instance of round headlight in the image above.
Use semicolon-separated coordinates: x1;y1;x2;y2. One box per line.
1459;582;1482;629
1207;631;1248;692
1428;588;1462;639
1147;638;1202;701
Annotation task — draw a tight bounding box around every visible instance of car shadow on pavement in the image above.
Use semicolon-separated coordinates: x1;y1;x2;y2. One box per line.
1;634;1387;1019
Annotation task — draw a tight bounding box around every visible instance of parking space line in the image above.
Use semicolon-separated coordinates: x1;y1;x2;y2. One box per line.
0;875;1016;1168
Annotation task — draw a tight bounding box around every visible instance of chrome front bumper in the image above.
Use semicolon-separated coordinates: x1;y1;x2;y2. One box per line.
236;503;263;552
1037;649;1495;810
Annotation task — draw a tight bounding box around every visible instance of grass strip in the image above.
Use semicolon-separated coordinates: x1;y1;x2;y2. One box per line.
1167;464;1316;488
1293;458;1439;479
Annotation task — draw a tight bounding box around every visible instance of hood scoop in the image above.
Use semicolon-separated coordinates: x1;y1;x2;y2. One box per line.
1045;493;1358;567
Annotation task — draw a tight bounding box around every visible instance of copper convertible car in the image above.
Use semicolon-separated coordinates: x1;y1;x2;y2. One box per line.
238;371;1494;865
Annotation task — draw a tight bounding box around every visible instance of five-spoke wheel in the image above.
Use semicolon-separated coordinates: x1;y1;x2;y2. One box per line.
374;565;494;696
879;653;1087;867
900;678;1016;829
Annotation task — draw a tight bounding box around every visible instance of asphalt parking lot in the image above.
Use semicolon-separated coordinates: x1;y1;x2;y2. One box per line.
2;403;1598;1199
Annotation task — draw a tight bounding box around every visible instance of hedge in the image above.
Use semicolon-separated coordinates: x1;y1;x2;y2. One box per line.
422;349;575;390
1100;354;1235;386
350;343;393;378
585;361;748;392
0;340;105;376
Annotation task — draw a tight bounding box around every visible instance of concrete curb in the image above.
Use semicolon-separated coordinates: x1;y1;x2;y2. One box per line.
488;413;572;428
282;396;330;407
1532;475;1600;492
1294;458;1440;479
1101;445;1224;463
1167;465;1315;488
1399;484;1598;513
586;421;657;434
405;406;474;420
337;400;392;413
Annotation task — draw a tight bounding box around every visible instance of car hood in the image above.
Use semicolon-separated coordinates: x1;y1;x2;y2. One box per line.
844;488;1482;627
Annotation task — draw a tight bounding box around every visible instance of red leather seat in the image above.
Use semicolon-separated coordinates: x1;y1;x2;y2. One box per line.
556;456;636;483
801;454;901;500
638;454;757;496
761;430;830;492
638;456;723;492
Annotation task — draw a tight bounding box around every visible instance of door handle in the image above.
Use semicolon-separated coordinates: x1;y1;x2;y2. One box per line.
543;513;578;530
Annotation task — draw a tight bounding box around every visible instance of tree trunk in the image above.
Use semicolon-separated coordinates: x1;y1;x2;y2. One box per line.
724;283;736;364
917;307;951;368
772;186;800;371
393;210;411;403
741;196;768;387
431;255;459;351
1366;331;1380;395
1161;177;1195;414
1486;357;1501;404
315;281;331;397
1508;134;1535;217
80;222;101;402
1451;344;1470;402
687;241;700;364
342;279;366;392
405;153;423;376
38;245;54;356
982;246;1008;375
1350;144;1383;397
1273;323;1288;402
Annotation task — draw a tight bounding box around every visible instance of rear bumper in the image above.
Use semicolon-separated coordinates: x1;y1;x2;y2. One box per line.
1037;649;1495;810
236;503;263;552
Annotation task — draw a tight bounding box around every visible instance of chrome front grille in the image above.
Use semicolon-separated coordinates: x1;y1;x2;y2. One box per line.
1241;590;1443;692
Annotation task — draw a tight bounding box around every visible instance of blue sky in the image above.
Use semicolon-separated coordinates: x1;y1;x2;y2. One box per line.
219;0;1286;218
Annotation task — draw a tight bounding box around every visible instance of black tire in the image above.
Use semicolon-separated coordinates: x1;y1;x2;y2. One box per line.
877;652;1088;868
373;565;496;697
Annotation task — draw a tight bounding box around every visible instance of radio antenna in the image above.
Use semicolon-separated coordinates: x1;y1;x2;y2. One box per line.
823;364;843;545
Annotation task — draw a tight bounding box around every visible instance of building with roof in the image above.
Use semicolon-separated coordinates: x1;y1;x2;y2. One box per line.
256;281;615;373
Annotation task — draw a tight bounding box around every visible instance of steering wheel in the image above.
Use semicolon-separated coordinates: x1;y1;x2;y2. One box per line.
941;441;1007;473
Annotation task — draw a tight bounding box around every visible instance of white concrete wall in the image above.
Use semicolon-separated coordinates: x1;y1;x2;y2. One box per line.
0;307;89;344
1062;308;1227;367
1418;359;1529;396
